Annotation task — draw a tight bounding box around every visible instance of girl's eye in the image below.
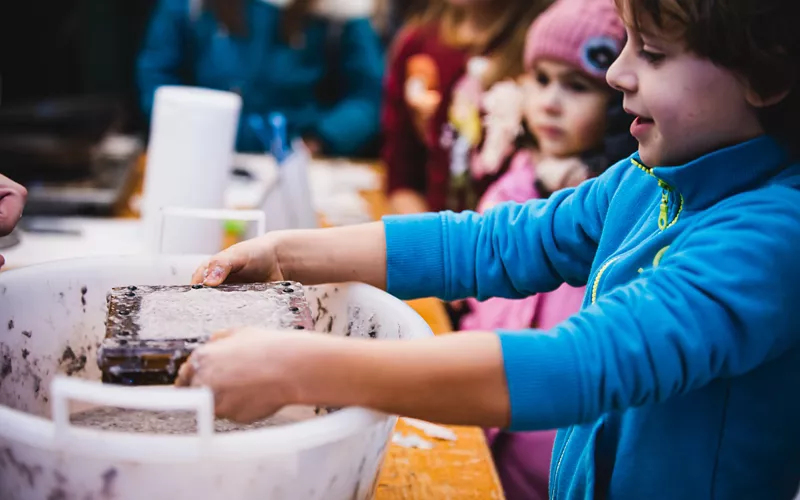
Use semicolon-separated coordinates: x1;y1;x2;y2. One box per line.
566;80;590;93
638;48;665;64
535;72;550;86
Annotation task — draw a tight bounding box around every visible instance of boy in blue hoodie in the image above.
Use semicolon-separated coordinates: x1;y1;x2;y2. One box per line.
176;0;800;497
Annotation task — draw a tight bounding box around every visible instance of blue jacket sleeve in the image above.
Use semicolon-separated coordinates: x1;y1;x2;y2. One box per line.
314;18;385;156
383;164;622;301
499;187;800;431
136;0;190;121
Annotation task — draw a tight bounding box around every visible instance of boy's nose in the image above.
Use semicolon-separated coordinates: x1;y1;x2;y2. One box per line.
607;46;637;94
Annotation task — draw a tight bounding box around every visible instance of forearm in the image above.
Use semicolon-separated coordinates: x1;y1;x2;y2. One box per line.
273;222;387;289
291;332;511;427
383;184;608;301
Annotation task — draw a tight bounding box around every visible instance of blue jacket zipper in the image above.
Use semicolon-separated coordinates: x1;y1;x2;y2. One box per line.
551;161;684;498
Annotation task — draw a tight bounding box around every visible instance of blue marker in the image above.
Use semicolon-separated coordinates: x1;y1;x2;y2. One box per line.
268;112;290;164
247;114;272;152
247;112;291;163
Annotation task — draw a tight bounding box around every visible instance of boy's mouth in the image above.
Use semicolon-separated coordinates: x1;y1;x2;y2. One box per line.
627;110;655;138
625;107;654;124
631;115;655;139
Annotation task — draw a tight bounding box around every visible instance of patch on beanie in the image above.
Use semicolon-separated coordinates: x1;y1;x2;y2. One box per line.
581;36;620;77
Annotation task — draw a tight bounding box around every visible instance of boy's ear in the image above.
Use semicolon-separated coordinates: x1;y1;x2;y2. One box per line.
746;86;791;108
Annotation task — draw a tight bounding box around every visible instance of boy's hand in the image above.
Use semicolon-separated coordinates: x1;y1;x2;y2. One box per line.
0;175;28;268
193;223;388;291
175;327;301;423
191;235;284;286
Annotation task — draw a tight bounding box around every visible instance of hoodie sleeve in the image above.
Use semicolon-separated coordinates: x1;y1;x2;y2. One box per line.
383;159;627;301
136;0;191;121
498;187;800;431
313;18;385;156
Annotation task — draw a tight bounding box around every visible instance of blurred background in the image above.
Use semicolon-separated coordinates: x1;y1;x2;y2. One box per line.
0;0;156;132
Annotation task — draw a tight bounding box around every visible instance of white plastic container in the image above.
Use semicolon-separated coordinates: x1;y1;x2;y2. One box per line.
0;255;432;499
141;86;242;254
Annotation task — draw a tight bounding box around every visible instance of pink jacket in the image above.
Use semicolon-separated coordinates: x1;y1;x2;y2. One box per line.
460;150;586;333
458;150;587;500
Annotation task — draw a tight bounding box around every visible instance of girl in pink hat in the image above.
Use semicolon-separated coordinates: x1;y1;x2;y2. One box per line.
459;0;634;497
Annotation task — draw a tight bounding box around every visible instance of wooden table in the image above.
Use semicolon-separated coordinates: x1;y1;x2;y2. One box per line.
377;299;504;500
120;157;505;499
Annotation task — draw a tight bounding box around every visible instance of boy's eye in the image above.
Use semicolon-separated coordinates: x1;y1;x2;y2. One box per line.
638;48;665;64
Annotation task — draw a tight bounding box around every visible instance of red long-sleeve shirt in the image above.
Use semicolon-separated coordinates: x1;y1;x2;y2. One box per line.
382;24;496;213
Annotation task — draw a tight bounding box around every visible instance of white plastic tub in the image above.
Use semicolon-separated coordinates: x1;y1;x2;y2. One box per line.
0;255;432;500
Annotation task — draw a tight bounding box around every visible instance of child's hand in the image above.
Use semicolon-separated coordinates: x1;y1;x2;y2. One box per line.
0;174;26;235
406;83;442;142
405;54;442;141
536;157;590;193
475;80;524;177
0;174;27;268
175;327;301;423
191;235;284;286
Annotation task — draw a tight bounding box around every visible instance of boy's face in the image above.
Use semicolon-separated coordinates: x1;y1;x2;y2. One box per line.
521;59;610;159
606;22;765;166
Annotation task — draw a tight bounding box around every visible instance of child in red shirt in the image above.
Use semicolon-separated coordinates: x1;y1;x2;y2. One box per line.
381;0;552;214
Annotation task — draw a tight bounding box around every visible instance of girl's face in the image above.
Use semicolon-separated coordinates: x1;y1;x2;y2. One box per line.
522;59;611;158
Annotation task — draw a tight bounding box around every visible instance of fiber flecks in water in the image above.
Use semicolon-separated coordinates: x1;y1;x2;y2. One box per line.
135;287;302;340
70;405;332;434
21;330;32;338
7;320;13;330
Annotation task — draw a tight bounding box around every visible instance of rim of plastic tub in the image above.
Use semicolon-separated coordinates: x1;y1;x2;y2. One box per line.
0;254;432;462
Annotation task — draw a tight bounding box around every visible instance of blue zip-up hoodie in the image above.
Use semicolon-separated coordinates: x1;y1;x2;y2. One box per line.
137;0;384;155
383;136;800;499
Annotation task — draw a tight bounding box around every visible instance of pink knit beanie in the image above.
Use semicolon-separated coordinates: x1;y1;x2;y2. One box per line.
524;0;625;83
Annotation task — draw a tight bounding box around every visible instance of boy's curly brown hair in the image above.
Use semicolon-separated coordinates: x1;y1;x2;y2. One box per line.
615;0;800;155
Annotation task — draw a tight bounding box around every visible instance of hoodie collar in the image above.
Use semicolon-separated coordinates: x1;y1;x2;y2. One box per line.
633;136;790;211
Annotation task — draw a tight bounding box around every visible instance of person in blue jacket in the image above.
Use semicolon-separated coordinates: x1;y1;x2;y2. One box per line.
175;0;800;498
137;0;385;156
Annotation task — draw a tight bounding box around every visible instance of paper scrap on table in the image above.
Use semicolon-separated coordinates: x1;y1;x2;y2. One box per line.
392;432;434;450
401;417;458;441
307;160;380;226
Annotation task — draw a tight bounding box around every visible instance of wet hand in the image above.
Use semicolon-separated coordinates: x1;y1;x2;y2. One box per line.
191;235;283;286
175;327;301;423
